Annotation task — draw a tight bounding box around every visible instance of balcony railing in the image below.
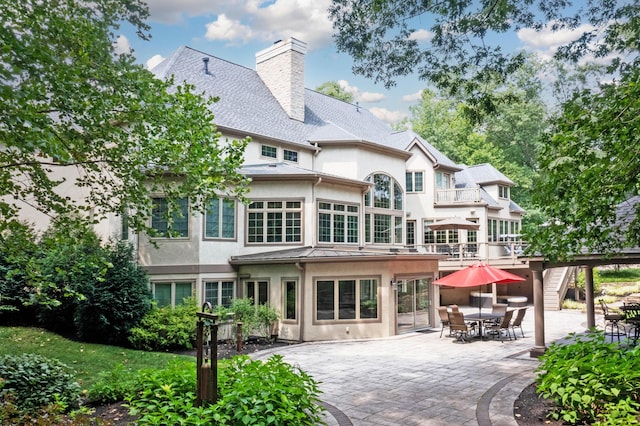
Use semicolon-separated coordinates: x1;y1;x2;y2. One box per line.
419;242;527;263
435;187;482;204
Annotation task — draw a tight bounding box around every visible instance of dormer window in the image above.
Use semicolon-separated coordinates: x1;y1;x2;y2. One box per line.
499;185;509;199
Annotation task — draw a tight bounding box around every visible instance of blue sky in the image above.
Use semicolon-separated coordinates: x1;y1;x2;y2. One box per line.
115;1;597;125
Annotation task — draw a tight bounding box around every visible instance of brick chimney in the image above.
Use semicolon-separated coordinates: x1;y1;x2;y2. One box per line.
256;38;306;122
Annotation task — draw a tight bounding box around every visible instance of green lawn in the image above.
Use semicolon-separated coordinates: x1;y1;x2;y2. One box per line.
0;326;192;390
599;267;640;283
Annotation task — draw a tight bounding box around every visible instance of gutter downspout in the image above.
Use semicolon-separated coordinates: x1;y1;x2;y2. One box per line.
295;262;305;342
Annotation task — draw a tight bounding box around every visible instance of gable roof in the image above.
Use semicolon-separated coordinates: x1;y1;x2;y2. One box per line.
386;130;460;170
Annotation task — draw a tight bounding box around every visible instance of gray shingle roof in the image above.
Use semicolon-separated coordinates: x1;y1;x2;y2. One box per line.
462;164;514;185
151;46;396;150
241;162;371;188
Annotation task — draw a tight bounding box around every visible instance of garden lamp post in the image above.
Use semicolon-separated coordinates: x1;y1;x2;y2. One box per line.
196;302;218;406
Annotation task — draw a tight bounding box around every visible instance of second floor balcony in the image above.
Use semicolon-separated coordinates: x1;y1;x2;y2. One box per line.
435;187;482;204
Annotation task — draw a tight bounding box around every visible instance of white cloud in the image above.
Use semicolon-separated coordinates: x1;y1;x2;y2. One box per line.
402;90;423;102
369;107;407;124
518;21;597;61
146;54;165;70
205;14;254;43
148;0;333;50
113;35;131;54
337;80;386;103
409;29;434;42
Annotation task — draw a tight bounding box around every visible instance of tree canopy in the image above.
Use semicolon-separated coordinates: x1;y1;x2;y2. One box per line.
315;81;355;103
0;0;249;234
330;0;638;115
530;67;640;260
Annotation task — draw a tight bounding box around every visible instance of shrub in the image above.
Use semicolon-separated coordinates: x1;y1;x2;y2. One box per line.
536;332;640;425
213;355;325;425
35;220;109;335
125;355;325;425
229;298;257;337
256;303;279;340
87;363;137;404
0;394;98;426
0;353;81;413
74;240;152;346
128;298;197;351
228;299;280;340
125;359;209;424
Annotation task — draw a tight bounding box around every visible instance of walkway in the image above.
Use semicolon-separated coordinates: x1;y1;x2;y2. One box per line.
252;308;592;425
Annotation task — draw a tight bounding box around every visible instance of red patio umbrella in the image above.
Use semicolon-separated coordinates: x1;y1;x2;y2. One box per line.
433;262;525;313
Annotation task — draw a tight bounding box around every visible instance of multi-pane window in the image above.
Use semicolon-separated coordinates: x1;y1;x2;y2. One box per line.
423;221;435;244
510;221;520;235
247;201;302;243
246;280;269;305
498;220;521;240
152;281;193;307
315;278;379;321
499;220;509;240
151;197;189;237
423;220;458;246
406;171;424;192
318;202;358;244
204;281;234;308
283;149;298;162
261;144;277;158
284;280;297;321
498;185;509;199
121;212;129;240
406;220;415;246
205;198;235;239
364;173;403;244
488;219;498;242
435;171;452;189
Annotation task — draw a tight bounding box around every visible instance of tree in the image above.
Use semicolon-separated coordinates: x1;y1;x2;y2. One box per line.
529;67;640;261
0;0;249;235
329;0;638;116
315;81;355;103
0;222;38;323
74;240;152;346
34;219;109;334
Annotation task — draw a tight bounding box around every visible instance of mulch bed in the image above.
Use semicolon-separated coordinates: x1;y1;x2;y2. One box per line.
514;382;564;425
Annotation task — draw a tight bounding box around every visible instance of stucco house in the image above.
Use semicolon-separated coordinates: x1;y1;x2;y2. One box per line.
9;37;529;341
126;37;529;341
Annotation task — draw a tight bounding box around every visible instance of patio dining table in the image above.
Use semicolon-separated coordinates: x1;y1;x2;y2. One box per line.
464;312;503;339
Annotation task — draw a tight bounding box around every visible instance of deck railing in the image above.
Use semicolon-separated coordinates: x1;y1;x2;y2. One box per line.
435;187;482;204
419;242;527;262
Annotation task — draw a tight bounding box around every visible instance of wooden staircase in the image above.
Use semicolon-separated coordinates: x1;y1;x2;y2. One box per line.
543;266;579;310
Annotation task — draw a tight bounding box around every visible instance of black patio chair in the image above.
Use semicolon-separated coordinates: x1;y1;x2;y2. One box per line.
599;299;626;341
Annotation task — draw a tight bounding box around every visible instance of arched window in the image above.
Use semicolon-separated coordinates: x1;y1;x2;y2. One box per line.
364;173;404;244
